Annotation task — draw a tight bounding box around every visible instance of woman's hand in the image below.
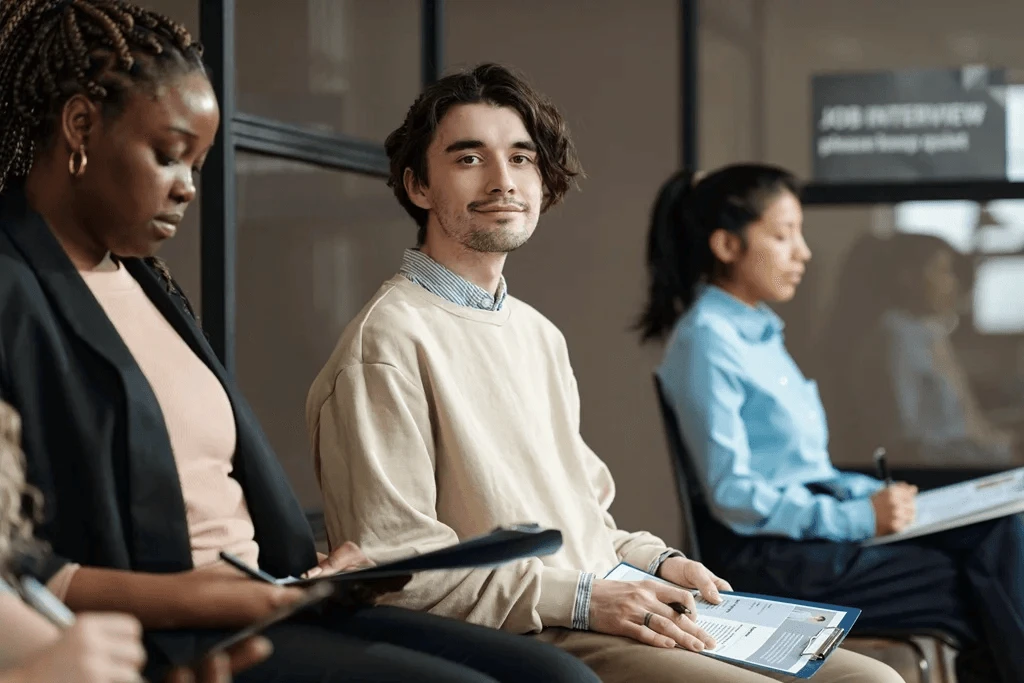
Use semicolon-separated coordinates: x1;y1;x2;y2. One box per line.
17;613;146;683
169;569;304;630
165;636;273;683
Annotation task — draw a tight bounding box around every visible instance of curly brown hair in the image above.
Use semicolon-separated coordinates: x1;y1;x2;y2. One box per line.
385;63;584;245
0;401;42;583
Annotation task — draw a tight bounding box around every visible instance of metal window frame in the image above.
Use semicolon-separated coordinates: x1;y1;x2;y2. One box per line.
199;0;442;531
199;0;440;373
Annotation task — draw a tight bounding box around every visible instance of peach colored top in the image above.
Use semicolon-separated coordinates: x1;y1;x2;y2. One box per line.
49;259;259;600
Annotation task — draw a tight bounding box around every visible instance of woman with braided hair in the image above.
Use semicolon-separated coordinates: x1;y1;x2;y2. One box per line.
0;2;599;683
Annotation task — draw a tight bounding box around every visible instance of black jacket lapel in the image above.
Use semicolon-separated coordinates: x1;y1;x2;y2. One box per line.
0;191;192;573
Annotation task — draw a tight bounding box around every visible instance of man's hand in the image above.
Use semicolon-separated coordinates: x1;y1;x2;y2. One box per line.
871;482;917;536
657;557;732;606
165;637;273;683
589;579;717;652
304;542;373;580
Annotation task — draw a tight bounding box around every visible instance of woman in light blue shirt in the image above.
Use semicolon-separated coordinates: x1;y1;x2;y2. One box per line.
638;164;1024;683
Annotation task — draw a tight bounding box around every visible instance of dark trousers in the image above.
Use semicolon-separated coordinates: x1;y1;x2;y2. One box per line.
191;605;599;683
696;509;1024;683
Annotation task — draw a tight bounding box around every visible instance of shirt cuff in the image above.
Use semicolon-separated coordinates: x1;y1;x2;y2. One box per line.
45;563;80;602
839;498;877;541
537;567;587;629
571;572;595;630
649;549;684;575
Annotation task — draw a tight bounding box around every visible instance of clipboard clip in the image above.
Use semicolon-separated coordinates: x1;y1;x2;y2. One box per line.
802;627;845;660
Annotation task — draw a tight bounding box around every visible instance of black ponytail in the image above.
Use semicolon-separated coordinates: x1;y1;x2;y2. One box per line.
635;169;701;342
635;163;800;342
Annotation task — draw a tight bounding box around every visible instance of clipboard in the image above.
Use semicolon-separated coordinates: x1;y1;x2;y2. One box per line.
279;525;563;587
802;626;846;660
705;589;860;679
604;563;860;679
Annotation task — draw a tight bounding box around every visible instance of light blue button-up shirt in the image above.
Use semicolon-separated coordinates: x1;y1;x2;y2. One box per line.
658;285;882;542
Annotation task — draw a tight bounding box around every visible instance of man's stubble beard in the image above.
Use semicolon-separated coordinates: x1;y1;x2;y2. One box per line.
441;212;535;254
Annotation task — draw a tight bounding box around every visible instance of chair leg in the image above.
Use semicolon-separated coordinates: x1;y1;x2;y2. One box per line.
935;642;958;683
904;637;932;683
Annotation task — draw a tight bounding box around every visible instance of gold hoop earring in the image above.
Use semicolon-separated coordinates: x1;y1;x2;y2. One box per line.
68;145;88;178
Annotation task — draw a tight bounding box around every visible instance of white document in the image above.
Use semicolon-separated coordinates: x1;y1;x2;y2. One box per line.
604;563;853;677
864;467;1024;546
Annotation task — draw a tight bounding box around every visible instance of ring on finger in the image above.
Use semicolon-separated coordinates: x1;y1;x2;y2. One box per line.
643;611;654;628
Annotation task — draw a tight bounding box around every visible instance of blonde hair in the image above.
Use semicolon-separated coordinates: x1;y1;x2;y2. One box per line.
0;401;40;581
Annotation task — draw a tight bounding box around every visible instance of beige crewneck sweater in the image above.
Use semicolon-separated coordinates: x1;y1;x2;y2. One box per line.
78;261;259;570
308;275;673;634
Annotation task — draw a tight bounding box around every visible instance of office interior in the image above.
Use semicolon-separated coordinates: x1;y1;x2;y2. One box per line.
140;1;1024;677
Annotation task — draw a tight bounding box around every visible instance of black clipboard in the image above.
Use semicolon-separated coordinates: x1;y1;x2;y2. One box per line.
279;525;564;587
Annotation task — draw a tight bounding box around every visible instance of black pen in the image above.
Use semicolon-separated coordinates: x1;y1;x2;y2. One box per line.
873;447;893;487
220;551;278;584
669;601;692;616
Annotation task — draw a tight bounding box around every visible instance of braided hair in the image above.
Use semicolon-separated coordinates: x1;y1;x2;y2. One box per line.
0;0;207;320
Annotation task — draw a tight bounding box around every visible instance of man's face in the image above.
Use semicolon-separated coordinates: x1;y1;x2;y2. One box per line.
406;103;544;253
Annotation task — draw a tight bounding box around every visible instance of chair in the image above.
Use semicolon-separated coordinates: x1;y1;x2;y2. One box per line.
652;375;960;683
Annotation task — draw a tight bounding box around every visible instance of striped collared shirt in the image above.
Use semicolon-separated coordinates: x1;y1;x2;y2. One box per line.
397;247;681;630
399;249;508;311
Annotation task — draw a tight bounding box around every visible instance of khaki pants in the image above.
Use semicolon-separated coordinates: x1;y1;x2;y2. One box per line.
533;630;905;683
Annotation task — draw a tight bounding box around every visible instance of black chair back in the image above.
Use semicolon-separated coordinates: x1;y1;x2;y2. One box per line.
653;375;705;561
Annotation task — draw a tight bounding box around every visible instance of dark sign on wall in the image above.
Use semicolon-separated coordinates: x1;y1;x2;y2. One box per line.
812;67;1007;183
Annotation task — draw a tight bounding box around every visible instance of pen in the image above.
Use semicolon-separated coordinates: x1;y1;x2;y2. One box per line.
669;601;692;616
873;447;893;487
19;575;76;628
220;551;278;584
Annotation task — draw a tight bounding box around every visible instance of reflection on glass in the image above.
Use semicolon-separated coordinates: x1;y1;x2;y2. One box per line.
974;257;1024;334
235;0;419;139
234;153;412;507
819;231;1022;468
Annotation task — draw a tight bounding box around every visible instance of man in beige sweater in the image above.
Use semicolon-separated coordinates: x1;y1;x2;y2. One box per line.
307;63;901;683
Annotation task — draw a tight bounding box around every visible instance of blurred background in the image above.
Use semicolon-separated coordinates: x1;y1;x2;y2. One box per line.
143;0;1024;555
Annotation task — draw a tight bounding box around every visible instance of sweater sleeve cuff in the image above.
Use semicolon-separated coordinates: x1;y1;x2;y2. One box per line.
840;498;877;541
649;549;684;575
571;572;595;630
536;567;586;629
620;545;674;574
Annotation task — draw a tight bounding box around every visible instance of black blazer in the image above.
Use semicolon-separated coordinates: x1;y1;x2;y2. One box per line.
0;188;317;667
